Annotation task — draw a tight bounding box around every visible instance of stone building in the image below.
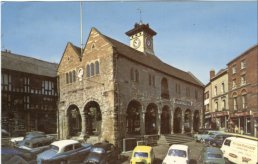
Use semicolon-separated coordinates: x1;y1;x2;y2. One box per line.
204;69;229;130
57;23;204;147
1;50;58;136
227;45;258;137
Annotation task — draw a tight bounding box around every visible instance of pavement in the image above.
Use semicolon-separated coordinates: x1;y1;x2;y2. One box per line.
120;141;204;164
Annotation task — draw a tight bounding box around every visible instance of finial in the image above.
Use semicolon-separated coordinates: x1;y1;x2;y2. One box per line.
137;8;143;24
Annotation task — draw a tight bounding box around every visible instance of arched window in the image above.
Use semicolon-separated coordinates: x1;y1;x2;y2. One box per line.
135;70;139;82
69;72;72;83
86;64;90;77
72;70;76;82
90;63;95;76
161;78;169;99
95;61;99;75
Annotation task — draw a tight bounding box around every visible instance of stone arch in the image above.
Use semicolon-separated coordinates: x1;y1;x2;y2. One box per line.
84;101;102;135
161;105;170;134
193;110;200;132
145;103;158;134
126;100;142;134
66;104;82;137
184;109;192;133
173;107;182;133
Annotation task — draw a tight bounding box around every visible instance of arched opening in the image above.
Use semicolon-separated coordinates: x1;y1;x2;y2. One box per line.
161;78;169;99
84;101;102;135
193;110;200;132
161;106;170;134
145;103;158;135
184;109;192;133
173;108;182;133
126;100;141;135
67;105;82;137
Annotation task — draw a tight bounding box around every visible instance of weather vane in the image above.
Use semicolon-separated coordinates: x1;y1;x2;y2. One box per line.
137;8;143;24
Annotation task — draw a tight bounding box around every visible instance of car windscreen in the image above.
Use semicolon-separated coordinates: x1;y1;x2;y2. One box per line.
168;149;187;157
91;147;105;154
50;145;59;152
134;152;148;158
207;153;223;159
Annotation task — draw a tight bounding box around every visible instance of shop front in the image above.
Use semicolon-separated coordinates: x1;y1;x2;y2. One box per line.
229;111;251;135
211;111;229;131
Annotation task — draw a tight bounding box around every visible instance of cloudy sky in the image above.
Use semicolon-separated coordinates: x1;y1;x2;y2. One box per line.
2;1;257;84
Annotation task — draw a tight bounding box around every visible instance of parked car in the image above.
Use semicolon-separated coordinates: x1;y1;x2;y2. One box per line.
11;131;54;147
1;147;37;164
199;147;225;164
84;142;119;164
37;139;92;164
194;130;223;143
130;145;155;164
205;134;232;147
162;144;189;164
19;137;53;155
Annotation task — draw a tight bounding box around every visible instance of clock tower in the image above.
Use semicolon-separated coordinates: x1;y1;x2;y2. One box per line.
126;23;157;55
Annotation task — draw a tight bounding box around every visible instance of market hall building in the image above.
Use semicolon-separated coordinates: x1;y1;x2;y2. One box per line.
57;23;204;147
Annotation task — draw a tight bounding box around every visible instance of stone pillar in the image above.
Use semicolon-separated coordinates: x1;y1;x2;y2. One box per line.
170;110;174;134
140;111;145;136
181;110;185;134
157;110;161;135
80;111;86;137
191;113;194;133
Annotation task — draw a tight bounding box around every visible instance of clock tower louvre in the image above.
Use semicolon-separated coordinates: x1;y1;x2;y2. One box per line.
125;23;157;55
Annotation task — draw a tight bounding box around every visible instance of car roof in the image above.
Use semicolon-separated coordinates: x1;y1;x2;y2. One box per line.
133;145;152;152
204;147;222;153
92;142;112;149
169;144;188;151
51;140;79;148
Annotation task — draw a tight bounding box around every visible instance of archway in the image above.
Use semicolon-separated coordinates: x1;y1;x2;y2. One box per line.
67;105;82;137
126;100;141;134
184;109;192;133
145;103;158;134
84;101;102;135
161;106;170;134
173;108;182;133
193;110;200;132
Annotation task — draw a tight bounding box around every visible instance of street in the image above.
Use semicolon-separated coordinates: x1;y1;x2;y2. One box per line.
120;141;204;164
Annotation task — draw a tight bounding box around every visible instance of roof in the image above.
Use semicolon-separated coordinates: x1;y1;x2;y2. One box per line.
1;51;58;77
51;140;79;148
125;23;157;36
133;145;152;152
101;34;204;87
227;44;258;65
169;144;188;151
204;147;222;153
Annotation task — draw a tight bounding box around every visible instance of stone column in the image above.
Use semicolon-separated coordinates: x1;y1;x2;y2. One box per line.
140;111;145;136
170;110;174;134
181;110;185;134
157;110;161;135
191;112;194;133
80;111;86;137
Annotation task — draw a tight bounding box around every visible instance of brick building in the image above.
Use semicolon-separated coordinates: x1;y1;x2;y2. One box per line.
57;23;204;147
227;45;258;137
1;51;58;136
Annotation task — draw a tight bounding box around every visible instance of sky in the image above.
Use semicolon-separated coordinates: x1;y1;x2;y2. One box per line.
1;1;257;84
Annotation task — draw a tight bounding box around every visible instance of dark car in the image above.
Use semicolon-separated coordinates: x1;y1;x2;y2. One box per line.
83;142;119;164
206;134;232;147
1;147;37;164
11;131;54;148
37;139;92;164
19;137;53;155
199;147;225;164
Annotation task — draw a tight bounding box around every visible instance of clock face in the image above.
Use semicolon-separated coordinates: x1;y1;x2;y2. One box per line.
145;37;152;49
133;38;141;48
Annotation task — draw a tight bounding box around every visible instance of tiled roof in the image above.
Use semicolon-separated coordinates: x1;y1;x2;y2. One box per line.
1;51;58;77
102;34;204;87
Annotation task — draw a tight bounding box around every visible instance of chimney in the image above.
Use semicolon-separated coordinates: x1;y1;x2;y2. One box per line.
210;69;215;80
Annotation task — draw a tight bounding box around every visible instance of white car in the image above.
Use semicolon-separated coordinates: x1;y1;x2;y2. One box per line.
162;144;189;164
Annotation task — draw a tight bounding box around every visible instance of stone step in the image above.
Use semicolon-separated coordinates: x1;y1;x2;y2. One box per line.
159;134;194;145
